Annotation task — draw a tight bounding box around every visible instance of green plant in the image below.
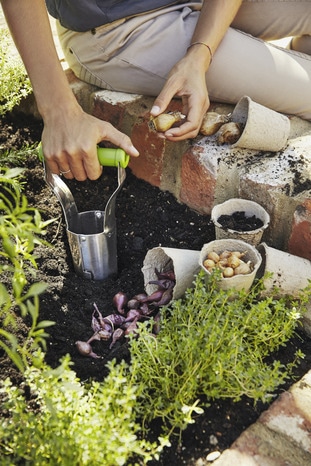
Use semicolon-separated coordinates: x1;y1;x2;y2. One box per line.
0;28;32;115
0;144;38;166
129;270;308;435
0;353;169;466
0;164;168;465
0;165;55;371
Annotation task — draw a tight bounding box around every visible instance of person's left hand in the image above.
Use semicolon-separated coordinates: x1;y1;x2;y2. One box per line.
150;52;210;140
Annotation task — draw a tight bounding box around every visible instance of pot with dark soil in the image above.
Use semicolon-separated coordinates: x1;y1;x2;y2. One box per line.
211;198;270;246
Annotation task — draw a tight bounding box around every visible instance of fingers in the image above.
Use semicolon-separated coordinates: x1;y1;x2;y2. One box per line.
101;122;139;159
44;145;100;181
42;119;139;181
154;92;210;141
150;64;210;141
150;75;180;117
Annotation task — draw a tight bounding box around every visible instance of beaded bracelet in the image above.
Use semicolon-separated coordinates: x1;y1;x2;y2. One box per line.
187;41;213;64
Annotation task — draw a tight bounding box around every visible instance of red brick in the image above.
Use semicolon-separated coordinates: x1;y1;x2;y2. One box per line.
288;200;311;259
129;121;166;188
180;145;216;214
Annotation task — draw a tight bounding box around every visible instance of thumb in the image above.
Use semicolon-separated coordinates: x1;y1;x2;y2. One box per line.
150;88;175;117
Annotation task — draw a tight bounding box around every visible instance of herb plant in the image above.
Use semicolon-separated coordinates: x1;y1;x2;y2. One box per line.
0;163;168;465
0;165;55;371
0;29;32;115
0;354;169;466
129;270;308;435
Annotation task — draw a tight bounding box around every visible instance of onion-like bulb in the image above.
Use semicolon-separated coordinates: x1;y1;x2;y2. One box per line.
75;340;100;359
149;112;184;132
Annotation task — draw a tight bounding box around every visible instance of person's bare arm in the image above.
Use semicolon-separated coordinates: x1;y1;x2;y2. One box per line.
1;0;139;180
151;0;243;141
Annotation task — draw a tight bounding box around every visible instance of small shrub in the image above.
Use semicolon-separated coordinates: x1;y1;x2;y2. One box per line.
0;164;168;465
0;28;32;115
129;270;308;435
0;354;169;466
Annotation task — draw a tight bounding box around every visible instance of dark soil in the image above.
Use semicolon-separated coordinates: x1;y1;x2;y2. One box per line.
217;211;264;232
1;111;311;466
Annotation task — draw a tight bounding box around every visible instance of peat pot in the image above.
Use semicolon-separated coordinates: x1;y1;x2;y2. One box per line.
211;198;270;246
257;242;311;297
200;239;262;291
142;247;201;300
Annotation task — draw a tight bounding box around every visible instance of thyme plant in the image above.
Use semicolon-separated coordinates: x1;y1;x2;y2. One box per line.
129;270;308;435
0;354;169;466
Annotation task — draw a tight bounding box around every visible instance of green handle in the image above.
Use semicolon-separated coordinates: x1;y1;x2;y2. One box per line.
97;147;129;168
38;144;129;168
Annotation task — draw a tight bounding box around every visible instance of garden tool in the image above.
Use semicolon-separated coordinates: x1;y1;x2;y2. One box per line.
38;145;129;280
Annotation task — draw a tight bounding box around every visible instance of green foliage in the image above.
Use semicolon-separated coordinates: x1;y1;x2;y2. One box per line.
0;165;55;371
0;153;309;463
129;270;308;435
0;144;38;166
0;29;32;115
0;354;169;466
0;164;168;465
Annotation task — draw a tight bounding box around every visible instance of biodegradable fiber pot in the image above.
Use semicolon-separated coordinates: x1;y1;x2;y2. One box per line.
142;247;201;300
257;242;311;297
200;239;262;291
211;198;270;246
231;95;290;152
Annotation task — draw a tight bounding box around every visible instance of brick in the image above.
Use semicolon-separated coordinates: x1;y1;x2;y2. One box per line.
288;200;311;259
259;372;311;454
130;120;166;188
180;143;217;214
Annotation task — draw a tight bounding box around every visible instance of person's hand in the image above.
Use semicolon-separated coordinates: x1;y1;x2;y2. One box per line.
41;104;139;180
150;51;210;141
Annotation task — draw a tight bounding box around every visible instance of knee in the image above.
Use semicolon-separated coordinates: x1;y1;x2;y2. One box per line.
289;35;311;55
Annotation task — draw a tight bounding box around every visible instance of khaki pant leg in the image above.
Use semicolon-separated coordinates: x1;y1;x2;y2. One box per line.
57;1;311;120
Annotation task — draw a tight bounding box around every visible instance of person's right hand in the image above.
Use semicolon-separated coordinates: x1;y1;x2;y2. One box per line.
41;104;139;180
150;46;211;141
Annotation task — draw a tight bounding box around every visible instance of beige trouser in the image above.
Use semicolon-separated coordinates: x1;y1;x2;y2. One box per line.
57;1;311;120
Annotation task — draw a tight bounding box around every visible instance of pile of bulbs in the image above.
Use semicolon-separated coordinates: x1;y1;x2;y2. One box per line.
149;111;243;145
75;269;176;359
203;250;253;278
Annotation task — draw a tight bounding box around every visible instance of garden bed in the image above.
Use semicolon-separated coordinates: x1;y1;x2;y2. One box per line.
1;111;311;465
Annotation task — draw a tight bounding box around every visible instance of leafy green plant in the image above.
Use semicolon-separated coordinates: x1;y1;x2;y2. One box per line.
0;165;55;371
0;163;168;465
0;353;169;466
129;270;308;435
0;144;38;166
0;28;32;115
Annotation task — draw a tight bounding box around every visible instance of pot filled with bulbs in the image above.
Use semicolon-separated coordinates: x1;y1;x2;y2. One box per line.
199;239;262;291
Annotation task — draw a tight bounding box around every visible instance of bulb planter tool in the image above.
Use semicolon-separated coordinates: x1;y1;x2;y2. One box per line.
38;145;129;280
